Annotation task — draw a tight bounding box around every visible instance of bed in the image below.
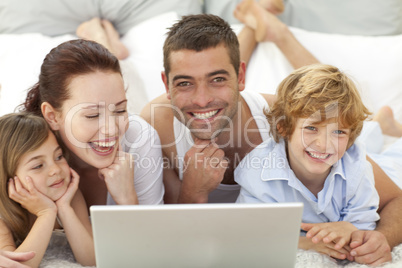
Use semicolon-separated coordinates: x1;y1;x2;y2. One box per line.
1;1;402;267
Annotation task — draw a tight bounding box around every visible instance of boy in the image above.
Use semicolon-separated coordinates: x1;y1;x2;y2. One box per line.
235;64;380;258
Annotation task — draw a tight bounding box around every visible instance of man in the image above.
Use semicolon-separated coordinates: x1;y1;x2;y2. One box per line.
141;14;402;265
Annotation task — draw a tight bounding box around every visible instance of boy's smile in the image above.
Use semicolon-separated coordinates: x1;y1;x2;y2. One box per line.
287;117;350;185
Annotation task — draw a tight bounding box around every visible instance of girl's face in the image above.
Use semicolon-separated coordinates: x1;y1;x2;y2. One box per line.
55;71;128;169
15;132;71;201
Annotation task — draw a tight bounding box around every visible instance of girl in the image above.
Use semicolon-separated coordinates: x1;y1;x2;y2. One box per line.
0;113;94;268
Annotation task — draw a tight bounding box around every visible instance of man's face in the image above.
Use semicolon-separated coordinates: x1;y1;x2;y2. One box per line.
163;44;245;140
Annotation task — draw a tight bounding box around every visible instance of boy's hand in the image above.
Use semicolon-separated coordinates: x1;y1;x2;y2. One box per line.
299;236;351;260
56;168;80;209
301;221;358;250
8;176;56;216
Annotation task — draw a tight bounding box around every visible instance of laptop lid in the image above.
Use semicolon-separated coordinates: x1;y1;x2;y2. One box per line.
90;203;303;268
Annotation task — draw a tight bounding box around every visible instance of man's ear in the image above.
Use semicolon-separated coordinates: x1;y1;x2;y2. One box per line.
161;71;171;100
41;102;61;131
238;61;246;92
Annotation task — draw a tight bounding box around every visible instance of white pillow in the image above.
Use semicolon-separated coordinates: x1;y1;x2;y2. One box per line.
0;0;202;36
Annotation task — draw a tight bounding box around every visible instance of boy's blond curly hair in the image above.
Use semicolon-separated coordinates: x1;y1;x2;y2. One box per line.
265;64;371;148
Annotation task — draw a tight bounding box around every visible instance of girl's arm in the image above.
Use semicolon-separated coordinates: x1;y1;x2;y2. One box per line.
4;177;57;268
56;169;95;266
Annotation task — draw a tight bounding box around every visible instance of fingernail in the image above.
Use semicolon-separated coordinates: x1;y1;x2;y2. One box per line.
351;251;356;256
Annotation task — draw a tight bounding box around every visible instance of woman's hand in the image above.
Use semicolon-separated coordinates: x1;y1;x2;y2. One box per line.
98;150;138;204
8;176;56;217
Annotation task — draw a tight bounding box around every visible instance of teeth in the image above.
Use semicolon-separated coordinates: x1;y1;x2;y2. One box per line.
307;151;330;159
92;140;116;148
192;110;219;119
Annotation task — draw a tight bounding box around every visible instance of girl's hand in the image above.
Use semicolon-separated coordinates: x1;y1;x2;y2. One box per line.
98;150;138;205
8;176;56;216
55;168;80;210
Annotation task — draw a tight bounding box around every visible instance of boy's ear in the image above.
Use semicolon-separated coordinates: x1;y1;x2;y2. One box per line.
41;102;61;131
276;123;286;137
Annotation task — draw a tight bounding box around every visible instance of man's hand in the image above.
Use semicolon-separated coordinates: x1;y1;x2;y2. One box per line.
179;138;228;203
349;230;392;265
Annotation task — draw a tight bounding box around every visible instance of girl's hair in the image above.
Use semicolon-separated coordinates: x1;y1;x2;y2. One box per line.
266;64;371;148
0;113;51;245
21;39;121;115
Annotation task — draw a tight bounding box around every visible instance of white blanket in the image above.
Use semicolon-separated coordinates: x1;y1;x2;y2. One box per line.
41;231;402;268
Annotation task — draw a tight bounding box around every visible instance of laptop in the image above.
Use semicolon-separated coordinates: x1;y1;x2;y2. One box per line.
90;202;303;268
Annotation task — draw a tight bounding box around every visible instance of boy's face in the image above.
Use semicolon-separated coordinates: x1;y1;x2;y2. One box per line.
287;116;350;182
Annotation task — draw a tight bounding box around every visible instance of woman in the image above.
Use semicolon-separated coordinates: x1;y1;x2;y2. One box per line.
22;39;164;209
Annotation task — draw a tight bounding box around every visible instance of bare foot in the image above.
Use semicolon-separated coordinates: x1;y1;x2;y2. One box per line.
234;0;258;30
101;19;129;60
259;0;284;14
234;0;286;42
373;106;402;137
76;18;110;48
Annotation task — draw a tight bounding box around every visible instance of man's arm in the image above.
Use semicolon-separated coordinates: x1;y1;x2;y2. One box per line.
369;155;402;248
141;93;181;204
348;156;402;265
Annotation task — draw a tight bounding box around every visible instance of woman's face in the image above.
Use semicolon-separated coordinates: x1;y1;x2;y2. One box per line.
55;71;128;169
